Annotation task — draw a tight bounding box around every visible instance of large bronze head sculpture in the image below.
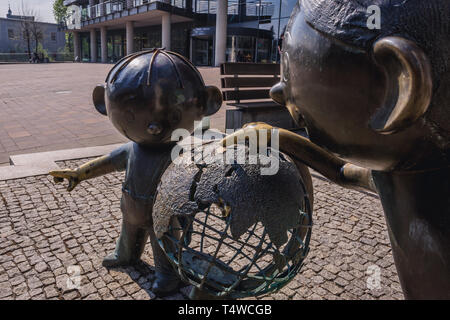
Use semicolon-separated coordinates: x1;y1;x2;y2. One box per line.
271;0;449;171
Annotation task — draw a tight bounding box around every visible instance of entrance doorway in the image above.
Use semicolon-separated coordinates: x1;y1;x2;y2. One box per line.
192;37;213;66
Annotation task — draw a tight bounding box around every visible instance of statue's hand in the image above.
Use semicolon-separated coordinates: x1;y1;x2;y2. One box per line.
49;169;80;192
221;122;275;147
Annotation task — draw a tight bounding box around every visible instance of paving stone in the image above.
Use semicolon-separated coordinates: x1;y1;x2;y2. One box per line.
44;286;59;299
8;275;24;287
15;293;31;300
85;293;101;300
29;287;43;297
12;283;28;296
79;283;96;297
111;288;127;298
63;290;79;300
35;262;48;273
0;285;13;298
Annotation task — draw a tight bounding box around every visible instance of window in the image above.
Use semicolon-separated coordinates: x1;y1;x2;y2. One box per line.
51;32;56;41
8;29;14;40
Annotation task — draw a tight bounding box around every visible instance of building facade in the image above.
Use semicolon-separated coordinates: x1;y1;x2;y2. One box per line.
63;0;296;65
0;7;66;58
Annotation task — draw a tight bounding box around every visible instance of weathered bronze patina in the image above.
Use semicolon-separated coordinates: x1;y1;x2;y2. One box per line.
224;0;450;299
50;49;223;296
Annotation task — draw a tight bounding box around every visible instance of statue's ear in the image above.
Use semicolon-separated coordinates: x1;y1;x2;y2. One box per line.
370;37;432;134
92;84;107;116
204;86;223;116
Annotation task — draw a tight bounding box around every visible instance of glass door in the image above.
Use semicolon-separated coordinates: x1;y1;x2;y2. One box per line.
113;34;123;62
193;38;212;66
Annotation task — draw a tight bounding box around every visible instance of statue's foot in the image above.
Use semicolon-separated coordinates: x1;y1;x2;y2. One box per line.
151;272;182;297
102;253;136;268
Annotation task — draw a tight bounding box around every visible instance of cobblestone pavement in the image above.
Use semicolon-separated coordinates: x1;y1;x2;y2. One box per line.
0;63;225;164
0;158;404;300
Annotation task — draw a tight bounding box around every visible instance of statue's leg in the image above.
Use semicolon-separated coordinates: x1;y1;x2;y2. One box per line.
102;221;149;268
148;227;182;295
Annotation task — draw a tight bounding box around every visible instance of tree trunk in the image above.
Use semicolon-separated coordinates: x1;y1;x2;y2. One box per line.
26;36;31;59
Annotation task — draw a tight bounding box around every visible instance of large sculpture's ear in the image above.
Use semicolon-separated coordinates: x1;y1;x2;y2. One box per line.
204;86;223;116
92;84;107;116
370;37;432;134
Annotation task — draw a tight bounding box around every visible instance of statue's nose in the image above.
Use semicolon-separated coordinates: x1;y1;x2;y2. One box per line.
270;82;286;106
147;123;162;135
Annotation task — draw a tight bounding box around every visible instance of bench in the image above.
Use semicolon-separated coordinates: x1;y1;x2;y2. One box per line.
221;62;299;131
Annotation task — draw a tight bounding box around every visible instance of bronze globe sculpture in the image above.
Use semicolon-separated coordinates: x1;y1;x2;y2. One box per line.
152;145;313;299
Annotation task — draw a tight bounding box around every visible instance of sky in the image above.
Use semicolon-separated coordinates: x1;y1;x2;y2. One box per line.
0;0;56;23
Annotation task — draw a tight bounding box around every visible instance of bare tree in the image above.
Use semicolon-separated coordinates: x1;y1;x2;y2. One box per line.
17;1;45;60
30;22;45;56
18;2;33;59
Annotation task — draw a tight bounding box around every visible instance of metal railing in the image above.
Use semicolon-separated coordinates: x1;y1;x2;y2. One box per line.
69;1;275;26
171;0;186;8
75;0;189;23
246;1;275;17
105;1;124;14
194;0;271;15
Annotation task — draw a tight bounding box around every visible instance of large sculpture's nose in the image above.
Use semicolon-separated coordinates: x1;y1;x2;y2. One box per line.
270;82;286;106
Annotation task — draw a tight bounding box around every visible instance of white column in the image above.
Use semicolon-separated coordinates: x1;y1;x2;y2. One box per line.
215;0;227;66
162;12;171;50
126;21;134;55
73;31;80;61
90;29;97;62
101;26;107;63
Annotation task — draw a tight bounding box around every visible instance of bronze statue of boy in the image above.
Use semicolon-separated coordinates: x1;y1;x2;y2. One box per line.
224;0;449;299
50;49;222;296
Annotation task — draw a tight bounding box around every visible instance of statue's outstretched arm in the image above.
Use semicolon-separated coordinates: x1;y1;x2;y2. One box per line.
49;155;117;192
221;122;376;193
